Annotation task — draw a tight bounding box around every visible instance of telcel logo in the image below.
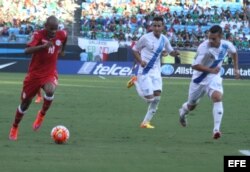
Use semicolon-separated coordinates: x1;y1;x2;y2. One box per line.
93;64;132;76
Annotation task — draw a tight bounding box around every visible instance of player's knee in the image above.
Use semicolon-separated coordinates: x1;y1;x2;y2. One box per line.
20;99;32;111
188;104;196;111
212;96;222;102
44;94;54;101
144;97;155;103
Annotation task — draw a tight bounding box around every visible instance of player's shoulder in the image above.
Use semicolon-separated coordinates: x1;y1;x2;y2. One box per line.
33;29;45;37
56;30;67;38
221;39;234;47
197;40;209;52
57;29;67;36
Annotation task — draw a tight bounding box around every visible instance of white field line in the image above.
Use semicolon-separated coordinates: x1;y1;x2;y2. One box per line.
0;80;119;89
98;75;106;79
239;150;250;156
0;79;249;87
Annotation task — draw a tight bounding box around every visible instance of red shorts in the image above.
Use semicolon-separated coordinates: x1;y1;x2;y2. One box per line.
21;74;58;101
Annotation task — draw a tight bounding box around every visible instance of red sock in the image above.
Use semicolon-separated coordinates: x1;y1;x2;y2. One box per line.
41;98;53;116
13;108;24;128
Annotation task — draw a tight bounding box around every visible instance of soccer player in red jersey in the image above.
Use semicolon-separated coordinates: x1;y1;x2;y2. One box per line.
9;16;67;141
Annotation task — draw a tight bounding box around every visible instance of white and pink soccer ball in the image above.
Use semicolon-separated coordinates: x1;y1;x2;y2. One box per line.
51;125;70;144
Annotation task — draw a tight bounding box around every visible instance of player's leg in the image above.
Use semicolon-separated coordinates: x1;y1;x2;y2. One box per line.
35;88;43;103
33;77;57;131
179;82;205;127
9;78;38;140
140;74;161;128
208;78;223;139
127;62;137;88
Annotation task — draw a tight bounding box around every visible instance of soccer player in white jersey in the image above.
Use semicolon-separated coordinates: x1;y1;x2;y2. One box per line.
178;25;240;139
130;16;180;129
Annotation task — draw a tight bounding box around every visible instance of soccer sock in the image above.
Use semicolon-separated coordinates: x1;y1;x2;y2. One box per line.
12;105;26;128
180;102;189;116
142;96;161;123
41;94;54;116
213;102;223;132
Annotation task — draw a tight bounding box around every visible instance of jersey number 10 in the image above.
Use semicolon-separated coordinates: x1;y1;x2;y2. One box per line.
48;46;55;54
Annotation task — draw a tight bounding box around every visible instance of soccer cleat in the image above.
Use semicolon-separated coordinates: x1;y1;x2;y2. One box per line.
33;110;45;131
35;95;43;104
9;126;18;141
127;76;137;88
140;122;155;129
179;109;187;127
213;131;221;139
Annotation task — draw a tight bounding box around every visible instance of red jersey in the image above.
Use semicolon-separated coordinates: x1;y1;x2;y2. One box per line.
27;29;67;79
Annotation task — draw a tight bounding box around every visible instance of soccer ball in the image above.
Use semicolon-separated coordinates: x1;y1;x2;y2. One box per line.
51;125;70;144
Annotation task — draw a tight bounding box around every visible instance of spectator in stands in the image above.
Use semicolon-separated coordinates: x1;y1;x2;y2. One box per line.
0;25;9;36
80;49;88;61
19;27;25;35
8;32;17;42
245;1;250;27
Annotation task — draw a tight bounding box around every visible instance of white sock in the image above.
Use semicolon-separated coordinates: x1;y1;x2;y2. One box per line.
213;102;223;132
179;102;189;116
142;96;161;123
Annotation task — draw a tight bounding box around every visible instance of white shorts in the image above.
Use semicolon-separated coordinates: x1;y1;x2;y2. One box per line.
188;77;223;105
137;73;162;96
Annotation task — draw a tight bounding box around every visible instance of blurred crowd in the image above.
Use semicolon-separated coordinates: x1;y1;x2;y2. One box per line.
80;0;250;50
0;0;250;51
0;0;79;42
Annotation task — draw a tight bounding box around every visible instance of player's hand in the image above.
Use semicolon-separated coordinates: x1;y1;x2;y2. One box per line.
161;50;168;56
140;61;147;68
59;51;65;56
44;41;53;48
210;67;220;74
170;50;180;57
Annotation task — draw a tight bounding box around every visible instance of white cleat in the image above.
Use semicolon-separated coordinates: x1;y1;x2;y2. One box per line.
179;108;187;127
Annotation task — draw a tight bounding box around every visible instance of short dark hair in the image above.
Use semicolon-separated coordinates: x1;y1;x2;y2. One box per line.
153;16;164;23
209;25;223;35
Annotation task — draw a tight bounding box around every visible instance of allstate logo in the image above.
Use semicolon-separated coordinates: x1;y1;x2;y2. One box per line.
220;67;225;76
161;64;174;75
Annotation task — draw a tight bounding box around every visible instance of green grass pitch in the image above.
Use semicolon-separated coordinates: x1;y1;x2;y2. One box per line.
0;72;249;172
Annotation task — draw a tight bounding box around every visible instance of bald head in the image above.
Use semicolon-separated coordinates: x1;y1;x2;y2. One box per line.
45;16;59;38
46;16;59;27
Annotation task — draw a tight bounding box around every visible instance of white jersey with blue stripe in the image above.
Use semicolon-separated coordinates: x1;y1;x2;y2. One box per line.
192;39;236;85
133;32;174;75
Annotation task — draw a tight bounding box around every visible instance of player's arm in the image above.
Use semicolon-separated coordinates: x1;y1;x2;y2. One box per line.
132;50;146;68
164;37;180;58
60;31;68;56
192;47;220;74
228;42;240;79
24;42;53;54
231;52;240;79
192;64;220;74
25;32;53;54
132;36;147;67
